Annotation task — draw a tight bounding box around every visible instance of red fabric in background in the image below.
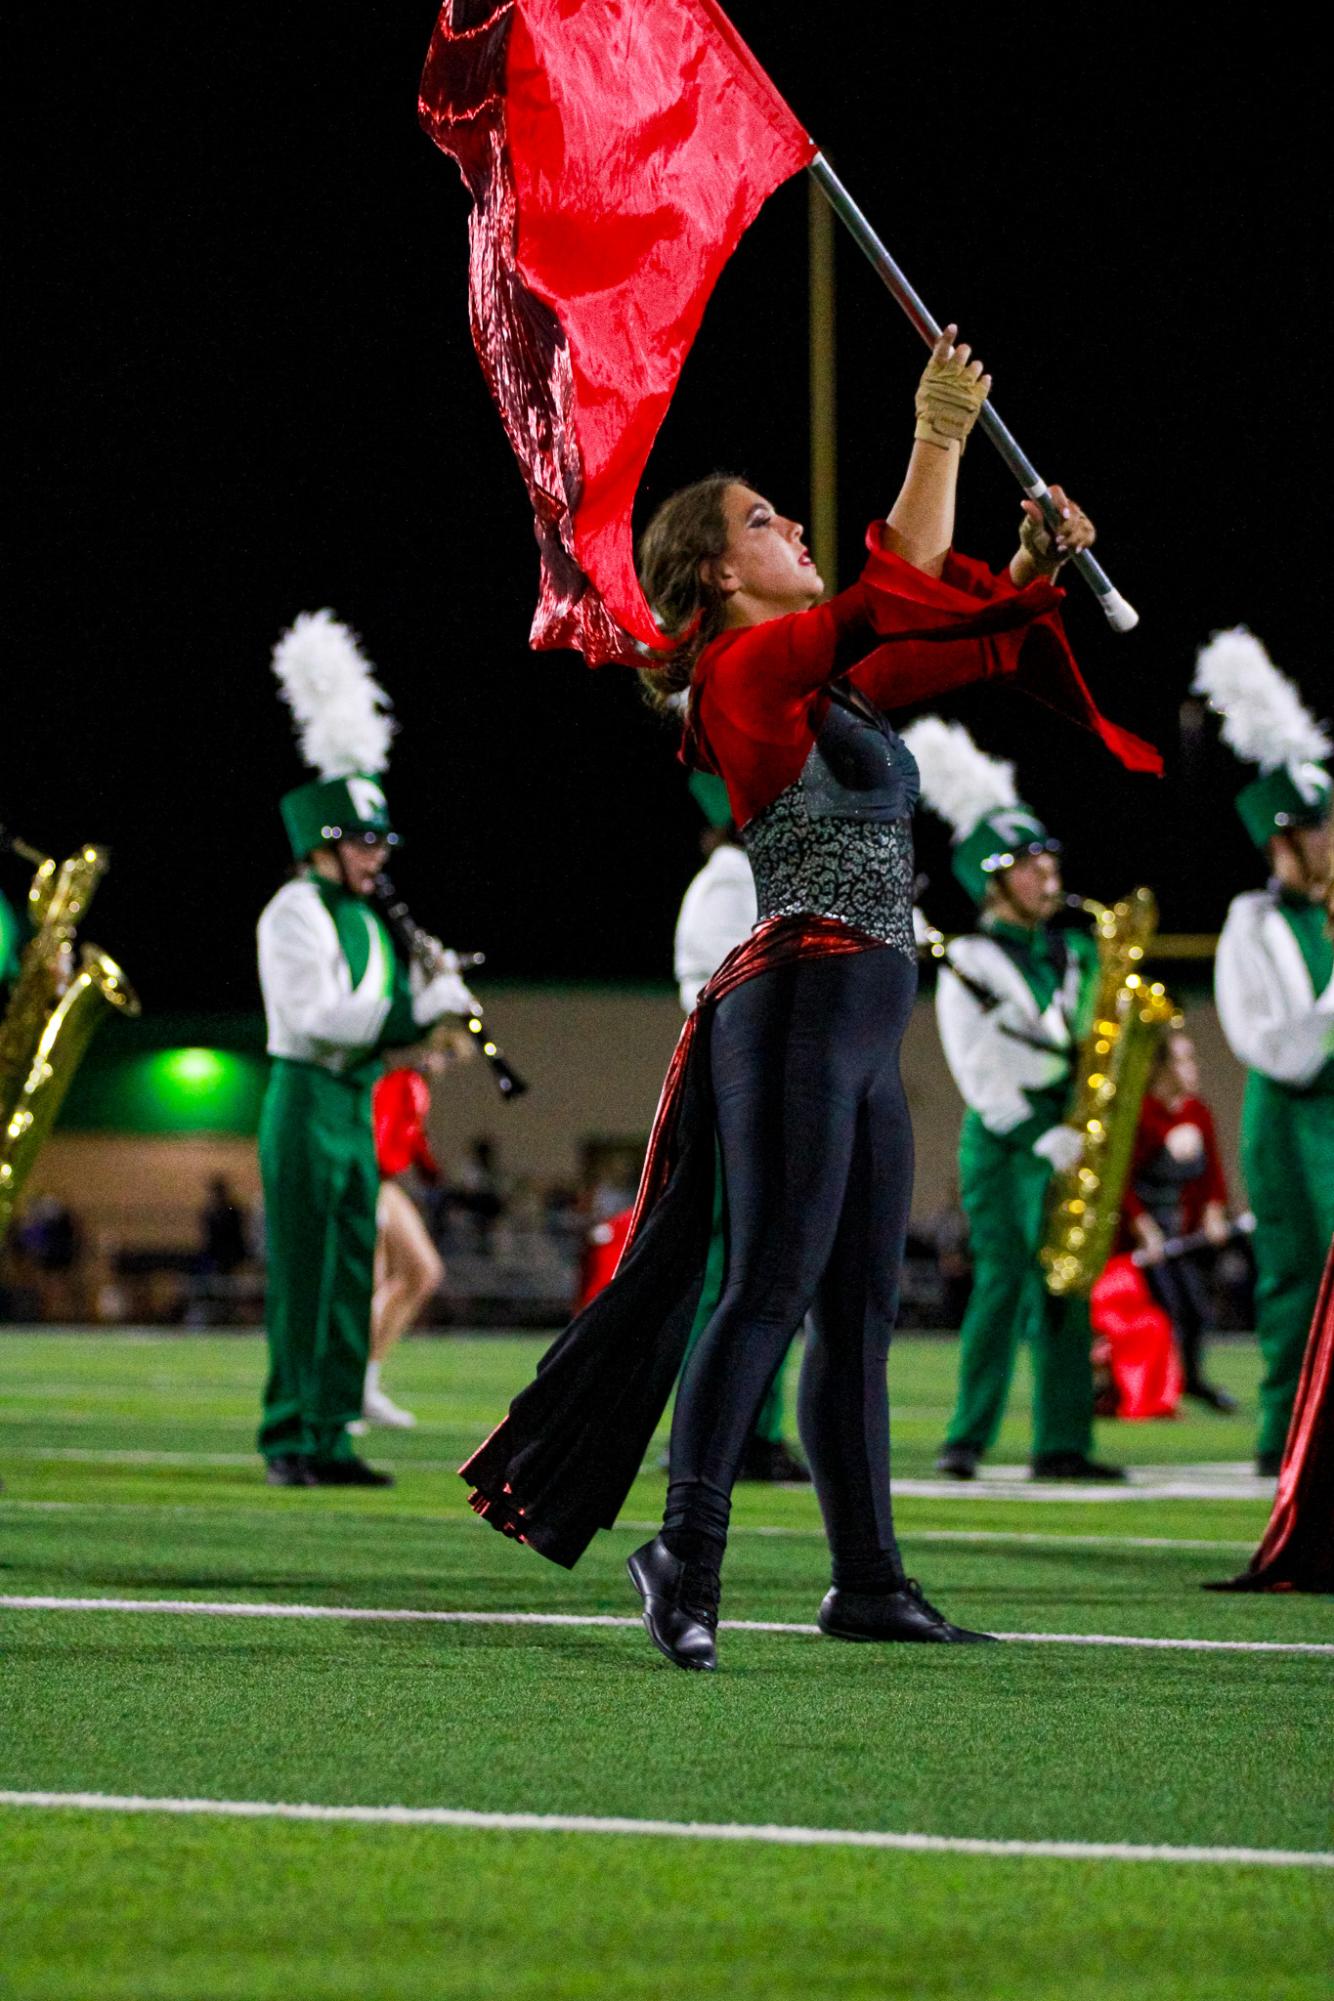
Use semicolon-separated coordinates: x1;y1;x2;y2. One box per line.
420;0;815;663
373;1068;441;1182
574;1207;633;1313
1090;1255;1184;1420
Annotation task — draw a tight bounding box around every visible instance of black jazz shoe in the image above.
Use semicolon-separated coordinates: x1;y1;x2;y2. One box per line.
626;1535;720;1671
819;1579;998;1644
265;1454;316;1487
306;1456;395;1488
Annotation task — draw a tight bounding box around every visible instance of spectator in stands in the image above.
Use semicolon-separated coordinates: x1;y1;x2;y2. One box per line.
449;1138;505;1254
200;1177;249;1279
18;1195;84;1322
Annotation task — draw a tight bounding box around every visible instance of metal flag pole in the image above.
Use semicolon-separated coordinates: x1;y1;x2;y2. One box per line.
808;176;838;595
807;153;1139;634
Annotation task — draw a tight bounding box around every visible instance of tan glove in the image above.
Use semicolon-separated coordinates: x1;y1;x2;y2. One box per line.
1018;507;1063;575
914;350;989;452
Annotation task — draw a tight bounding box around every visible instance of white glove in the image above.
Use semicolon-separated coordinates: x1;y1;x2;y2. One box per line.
1033;1125;1084;1174
413;970;477;1026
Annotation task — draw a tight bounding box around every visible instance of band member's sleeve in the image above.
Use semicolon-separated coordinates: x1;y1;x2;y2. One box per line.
1216;897;1334;1086
673;851;759;1013
936;938;1075;1145
259;886;403;1053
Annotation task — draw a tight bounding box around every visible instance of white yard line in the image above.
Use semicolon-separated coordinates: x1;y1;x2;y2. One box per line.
0;1499;1255;1553
0;1444;1276;1500
0;1790;1324;1869
2;1594;1328;1655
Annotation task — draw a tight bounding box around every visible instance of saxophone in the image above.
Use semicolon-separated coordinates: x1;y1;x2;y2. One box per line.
0;833;140;1236
1039;887;1180;1297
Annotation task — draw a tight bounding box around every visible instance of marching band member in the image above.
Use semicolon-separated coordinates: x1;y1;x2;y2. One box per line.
258;613;471;1487
674;772;807;1483
1193;631;1334;1474
904;717;1124;1482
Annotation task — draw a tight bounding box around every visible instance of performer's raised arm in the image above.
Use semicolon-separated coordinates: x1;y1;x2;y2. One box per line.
881;325;989;577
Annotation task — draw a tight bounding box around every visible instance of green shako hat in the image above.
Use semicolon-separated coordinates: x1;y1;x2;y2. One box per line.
280;774;395;861
901;717;1059;905
688;772;735;829
272;610;397;861
951;806;1059;902
1235;763;1333;848
1193;629;1332;851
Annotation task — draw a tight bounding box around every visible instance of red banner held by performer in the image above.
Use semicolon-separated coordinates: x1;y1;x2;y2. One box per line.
419;0;816;665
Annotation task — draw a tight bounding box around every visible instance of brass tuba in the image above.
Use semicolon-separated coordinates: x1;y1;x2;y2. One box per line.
0;832;140;1236
1040;887;1180;1297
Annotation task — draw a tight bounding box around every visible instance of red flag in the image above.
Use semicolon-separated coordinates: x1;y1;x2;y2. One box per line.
419;0;816;666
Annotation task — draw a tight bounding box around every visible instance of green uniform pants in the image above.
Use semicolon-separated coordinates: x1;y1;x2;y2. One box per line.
682;1149;788;1446
1242;1072;1334;1461
944;1112;1094;1460
258;1060;379;1464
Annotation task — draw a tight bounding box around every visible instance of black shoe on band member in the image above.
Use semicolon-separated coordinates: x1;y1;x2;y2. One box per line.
934;1444;979;1480
1255;1450;1283;1478
265;1454;316;1487
306;1456;395;1487
1031;1451;1126;1482
627;1535;719;1671
819;1580;998;1645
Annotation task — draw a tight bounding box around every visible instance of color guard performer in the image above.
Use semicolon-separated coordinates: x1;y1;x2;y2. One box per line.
461;332;1155;1671
1119;1028;1234;1409
905;718;1124;1482
361;1060;448;1431
258;612;472;1486
1193;631;1334;1474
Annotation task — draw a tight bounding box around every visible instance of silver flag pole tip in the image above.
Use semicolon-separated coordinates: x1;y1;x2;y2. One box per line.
1099;588;1139;634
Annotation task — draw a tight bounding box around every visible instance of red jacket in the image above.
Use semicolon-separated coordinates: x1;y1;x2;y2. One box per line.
687;524;1159;828
1120;1092;1228;1242
372;1067;441;1182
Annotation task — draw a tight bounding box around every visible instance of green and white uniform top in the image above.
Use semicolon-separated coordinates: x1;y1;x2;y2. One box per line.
1215;889;1334;1092
258;873;472;1079
936;919;1098;1150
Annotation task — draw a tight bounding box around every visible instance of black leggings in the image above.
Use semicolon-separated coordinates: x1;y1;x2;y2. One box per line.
1147;1255;1213;1387
665;947;917;1586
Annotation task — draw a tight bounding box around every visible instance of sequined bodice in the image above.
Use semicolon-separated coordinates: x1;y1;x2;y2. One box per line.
741;685;919;959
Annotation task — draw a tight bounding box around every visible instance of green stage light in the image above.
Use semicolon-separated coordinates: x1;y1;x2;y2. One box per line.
158;1048;230;1091
123;1048;266;1133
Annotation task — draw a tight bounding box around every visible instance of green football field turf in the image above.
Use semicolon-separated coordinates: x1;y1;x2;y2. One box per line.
2;1330;1330;2000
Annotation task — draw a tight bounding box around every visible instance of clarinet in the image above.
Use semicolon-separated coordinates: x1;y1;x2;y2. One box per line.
372;875;529;1101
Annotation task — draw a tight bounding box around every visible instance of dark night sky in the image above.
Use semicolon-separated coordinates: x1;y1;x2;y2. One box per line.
10;6;1325;1014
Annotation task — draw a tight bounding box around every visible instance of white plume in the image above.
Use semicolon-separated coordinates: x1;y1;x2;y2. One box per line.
901;717;1017;839
271;609;395;779
1192;628;1330;771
